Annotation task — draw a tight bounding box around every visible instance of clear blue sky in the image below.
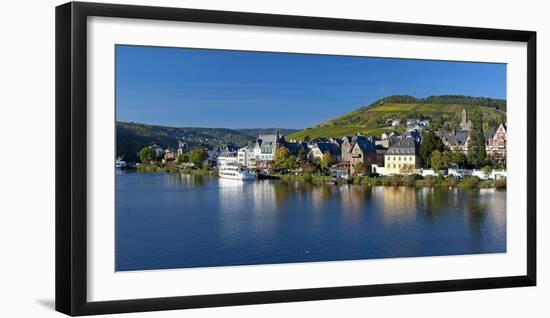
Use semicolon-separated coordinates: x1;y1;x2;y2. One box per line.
116;45;506;129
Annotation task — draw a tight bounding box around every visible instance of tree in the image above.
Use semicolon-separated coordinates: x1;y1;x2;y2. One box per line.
139;147;156;164
301;162;319;174
431;150;445;171
467;115;487;168
302;135;311;142
297;147;308;163
353;162;369;174
441;150;453;169
399;164;415;175
482;165;492;178
286;155;297;170
450;150;467;168
176;153;189;164
273;146;291;170
240;140;252;147
320;152;335;173
189;147;208;167
419;131;445;167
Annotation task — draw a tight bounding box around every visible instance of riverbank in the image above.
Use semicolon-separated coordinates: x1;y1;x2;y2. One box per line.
275;173;506;189
136;163;216;175
133;165;505;189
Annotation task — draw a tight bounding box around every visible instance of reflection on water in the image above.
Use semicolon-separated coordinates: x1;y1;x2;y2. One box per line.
116;172;506;271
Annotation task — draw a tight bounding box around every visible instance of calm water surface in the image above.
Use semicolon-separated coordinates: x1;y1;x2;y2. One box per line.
115;172;506;271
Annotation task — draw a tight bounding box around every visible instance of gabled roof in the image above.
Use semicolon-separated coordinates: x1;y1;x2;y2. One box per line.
387;136;417;154
441;130;469;147
285;141;308;156
239;144;255;151
485;127;497;142
256;133;284;149
330;138;343;147
309;137;331;144
353;136;376;153
313;142;341;155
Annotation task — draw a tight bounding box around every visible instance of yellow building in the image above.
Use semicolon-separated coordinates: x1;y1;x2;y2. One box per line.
384;136;420;175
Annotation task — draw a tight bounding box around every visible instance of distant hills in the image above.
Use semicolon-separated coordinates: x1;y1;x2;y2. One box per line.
287;95;506;140
235;128;299;138
116;121;297;161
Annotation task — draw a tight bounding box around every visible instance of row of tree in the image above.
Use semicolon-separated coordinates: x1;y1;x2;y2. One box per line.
139;146;208;167
272;146;335;174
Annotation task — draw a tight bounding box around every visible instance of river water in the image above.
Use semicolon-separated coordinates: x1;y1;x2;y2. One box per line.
115;172;506;271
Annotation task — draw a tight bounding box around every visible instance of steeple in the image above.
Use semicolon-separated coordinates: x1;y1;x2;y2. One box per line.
460;108;471;131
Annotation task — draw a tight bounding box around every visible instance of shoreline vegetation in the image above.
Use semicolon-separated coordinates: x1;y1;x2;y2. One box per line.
132;163;505;189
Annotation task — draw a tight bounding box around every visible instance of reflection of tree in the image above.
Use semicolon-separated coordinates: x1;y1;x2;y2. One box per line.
464;191;488;234
273;181;291;207
417;188;448;221
340;185;372;223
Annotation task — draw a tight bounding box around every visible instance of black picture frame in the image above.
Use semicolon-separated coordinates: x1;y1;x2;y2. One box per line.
55;1;537;316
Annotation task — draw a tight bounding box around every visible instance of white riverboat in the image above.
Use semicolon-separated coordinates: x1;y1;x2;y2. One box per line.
218;164;256;181
115;156;127;169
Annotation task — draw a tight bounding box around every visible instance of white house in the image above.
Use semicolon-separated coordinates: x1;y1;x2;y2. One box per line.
216;151;238;167
253;131;284;162
388;118;400;127
237;145;256;168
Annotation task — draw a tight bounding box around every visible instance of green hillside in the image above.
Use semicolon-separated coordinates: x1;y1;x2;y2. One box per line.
116;122;298;162
116;122;255;161
287;95;506;140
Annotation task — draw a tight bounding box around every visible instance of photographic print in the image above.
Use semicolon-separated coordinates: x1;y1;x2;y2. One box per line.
115;45;507;272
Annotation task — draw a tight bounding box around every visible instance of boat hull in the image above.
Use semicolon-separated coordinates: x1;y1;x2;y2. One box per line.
218;173;256;181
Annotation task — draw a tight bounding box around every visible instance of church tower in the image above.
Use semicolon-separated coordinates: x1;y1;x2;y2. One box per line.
460;108;472;131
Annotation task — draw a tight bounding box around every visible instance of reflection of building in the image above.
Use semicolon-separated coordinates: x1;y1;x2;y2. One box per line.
485;123;507;162
384;136;419;175
339;185;372;223
377;187;417;225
